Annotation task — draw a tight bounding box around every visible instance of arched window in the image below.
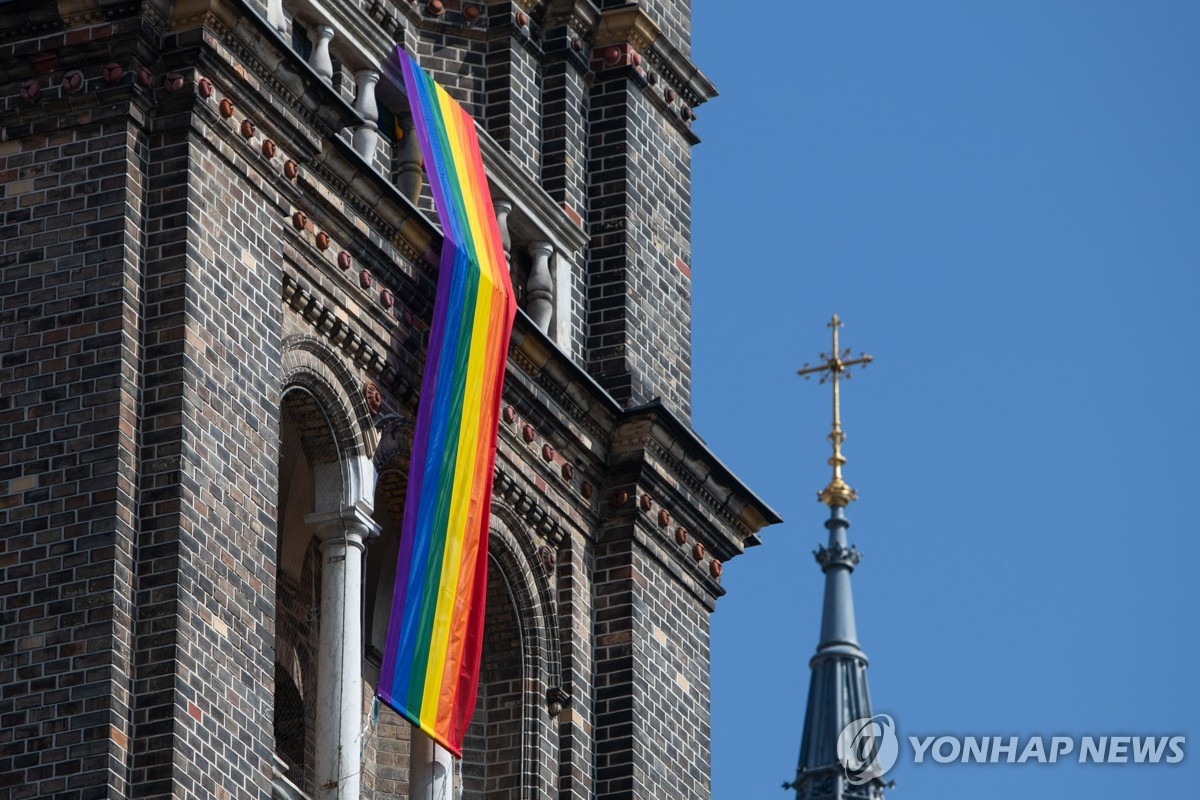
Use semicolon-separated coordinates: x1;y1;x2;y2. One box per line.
459;557;525;800
273;388;340;794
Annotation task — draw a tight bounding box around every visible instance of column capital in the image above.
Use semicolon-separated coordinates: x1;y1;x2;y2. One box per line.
305;502;380;545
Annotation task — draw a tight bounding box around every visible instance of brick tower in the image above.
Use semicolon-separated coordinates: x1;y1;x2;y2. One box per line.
0;1;779;799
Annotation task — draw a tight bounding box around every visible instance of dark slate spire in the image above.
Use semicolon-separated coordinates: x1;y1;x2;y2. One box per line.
789;317;887;800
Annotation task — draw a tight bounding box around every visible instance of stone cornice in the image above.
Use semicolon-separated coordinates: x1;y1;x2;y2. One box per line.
645;33;717;108
592;4;716;108
612;401;782;546
503;319;781;556
158;0;443;284
174;0;445;346
597;512;725;609
542;0;601;40
306;136;435;268
282;270;390;376
507;313;621;441
593;5;660;52
178;0;363;147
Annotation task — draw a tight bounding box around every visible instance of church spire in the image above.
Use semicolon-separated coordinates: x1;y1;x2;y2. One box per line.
787;316;888;800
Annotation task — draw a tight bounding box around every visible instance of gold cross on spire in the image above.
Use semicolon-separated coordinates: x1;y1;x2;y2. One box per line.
797;314;873;507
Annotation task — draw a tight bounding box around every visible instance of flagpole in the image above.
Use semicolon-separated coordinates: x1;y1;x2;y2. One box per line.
410;729;455;800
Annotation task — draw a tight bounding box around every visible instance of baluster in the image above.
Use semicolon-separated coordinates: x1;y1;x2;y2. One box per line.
394;111;423;204
527;241;554;332
308;26;335;84
352;69;380;161
266;0;287;33
494;200;513;269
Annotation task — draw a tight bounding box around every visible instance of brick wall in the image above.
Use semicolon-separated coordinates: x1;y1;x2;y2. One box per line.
586;74;695;420
129;95;283;799
460;558;523;800
632;541;713;797
416;31;488;117
485;36;542;180
540;30;592;366
592;518;719;799
0;107;143;800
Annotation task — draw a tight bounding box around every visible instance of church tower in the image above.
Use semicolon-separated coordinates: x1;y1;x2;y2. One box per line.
0;0;778;798
788;317;890;800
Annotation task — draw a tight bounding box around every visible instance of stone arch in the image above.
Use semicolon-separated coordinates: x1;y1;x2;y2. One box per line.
488;502;565;705
458;503;563;800
280;334;377;479
277;336;376;579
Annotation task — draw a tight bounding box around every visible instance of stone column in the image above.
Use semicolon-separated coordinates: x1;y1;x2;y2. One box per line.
306;501;379;800
527;241;554;332
409;732;454;800
309;26;335;84
352;69;380;162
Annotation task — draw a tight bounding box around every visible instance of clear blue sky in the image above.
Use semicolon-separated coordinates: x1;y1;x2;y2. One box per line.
690;3;1200;799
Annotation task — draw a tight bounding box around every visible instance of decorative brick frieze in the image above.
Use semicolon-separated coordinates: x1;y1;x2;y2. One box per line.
597;477;731;607
282;272;389;374
508;318;616;440
492;465;567;544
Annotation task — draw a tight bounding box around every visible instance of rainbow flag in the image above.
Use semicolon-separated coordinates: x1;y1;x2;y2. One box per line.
377;49;517;756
